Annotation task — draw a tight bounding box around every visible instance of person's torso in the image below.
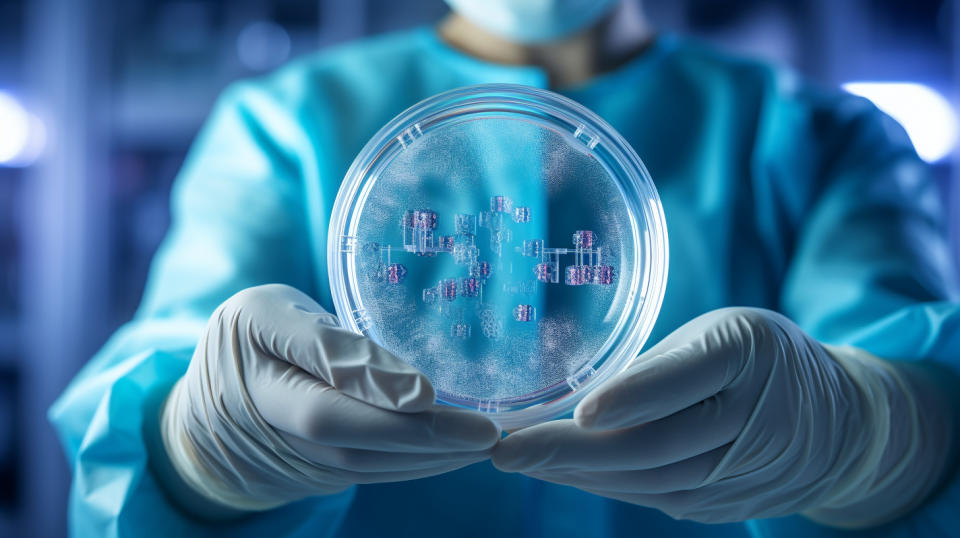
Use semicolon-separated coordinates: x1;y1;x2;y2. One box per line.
267;27;829;537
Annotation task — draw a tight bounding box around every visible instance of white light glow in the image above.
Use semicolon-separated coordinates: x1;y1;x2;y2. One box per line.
0;92;31;165
0;92;44;167
843;82;959;163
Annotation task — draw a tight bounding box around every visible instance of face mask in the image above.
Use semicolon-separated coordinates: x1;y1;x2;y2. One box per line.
444;0;622;43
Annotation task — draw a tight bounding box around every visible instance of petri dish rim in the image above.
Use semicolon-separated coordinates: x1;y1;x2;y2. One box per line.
328;84;668;429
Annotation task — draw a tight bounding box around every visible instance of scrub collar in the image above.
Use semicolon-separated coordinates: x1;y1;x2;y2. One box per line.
417;27;549;88
418;26;677;94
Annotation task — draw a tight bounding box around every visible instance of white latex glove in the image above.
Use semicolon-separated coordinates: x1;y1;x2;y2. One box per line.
161;284;500;512
492;307;956;528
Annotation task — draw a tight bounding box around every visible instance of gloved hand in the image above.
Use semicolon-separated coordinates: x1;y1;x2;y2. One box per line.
493;307;956;528
161;284;500;512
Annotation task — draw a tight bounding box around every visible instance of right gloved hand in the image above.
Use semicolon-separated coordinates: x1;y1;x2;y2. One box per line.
160;284;500;511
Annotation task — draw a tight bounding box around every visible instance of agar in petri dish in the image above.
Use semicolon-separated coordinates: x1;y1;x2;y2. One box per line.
328;84;668;429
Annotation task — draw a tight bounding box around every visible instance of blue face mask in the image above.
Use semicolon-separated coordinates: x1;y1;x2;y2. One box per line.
444;0;622;44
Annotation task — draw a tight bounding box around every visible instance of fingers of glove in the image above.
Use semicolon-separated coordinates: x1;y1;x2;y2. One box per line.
280;432;492;472
494;398;740;472
575;309;752;430
331;458;486;485
578;487;731;523
524;443;730;495
229;284;435;412
577;487;698;518
249;360;499;451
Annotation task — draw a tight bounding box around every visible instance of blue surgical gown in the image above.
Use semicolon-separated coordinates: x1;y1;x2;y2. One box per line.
49;27;960;537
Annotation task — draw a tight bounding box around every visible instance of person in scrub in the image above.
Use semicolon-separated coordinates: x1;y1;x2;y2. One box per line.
52;1;960;536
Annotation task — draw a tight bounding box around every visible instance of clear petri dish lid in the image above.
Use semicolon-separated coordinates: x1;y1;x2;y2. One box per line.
328;84;668;429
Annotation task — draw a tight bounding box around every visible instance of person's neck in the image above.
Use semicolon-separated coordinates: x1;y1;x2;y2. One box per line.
437;1;654;87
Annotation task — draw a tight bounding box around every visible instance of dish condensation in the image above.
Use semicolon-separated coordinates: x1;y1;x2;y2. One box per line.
328;84;668;429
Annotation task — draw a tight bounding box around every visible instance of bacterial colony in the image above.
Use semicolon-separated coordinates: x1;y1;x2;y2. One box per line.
363;195;616;340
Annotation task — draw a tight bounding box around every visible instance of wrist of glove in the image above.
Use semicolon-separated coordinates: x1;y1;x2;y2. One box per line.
492;307;957;527
160;284;499;513
804;344;957;527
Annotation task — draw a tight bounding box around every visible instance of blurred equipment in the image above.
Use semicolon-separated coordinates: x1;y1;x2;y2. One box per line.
0;368;19;507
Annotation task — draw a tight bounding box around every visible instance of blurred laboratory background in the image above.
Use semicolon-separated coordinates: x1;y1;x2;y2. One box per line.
0;0;958;535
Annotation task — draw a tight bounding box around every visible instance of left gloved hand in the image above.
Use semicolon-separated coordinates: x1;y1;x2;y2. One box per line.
492;308;956;527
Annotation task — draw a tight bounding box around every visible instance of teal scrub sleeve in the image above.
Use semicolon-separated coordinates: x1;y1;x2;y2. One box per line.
48;81;356;537
755;94;960;536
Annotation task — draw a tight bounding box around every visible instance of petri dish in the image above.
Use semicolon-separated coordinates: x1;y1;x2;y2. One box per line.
328;84;667;429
